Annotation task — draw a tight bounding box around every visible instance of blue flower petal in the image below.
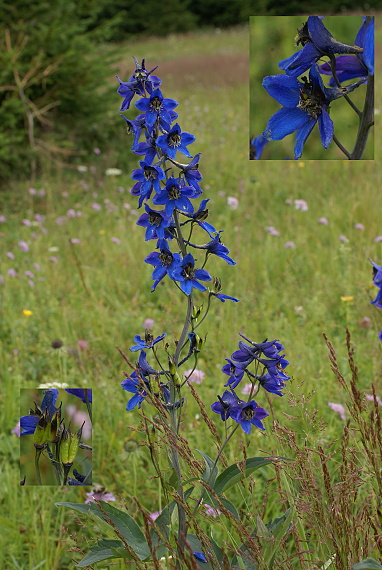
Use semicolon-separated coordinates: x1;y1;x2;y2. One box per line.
263;107;309;141
278;43;321;77
262;75;300;108
318;108;334;149
294;118;316;159
364;17;374;75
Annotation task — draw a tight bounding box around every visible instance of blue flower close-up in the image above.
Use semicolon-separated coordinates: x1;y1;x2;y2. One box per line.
262;65;366;159
170;253;212;295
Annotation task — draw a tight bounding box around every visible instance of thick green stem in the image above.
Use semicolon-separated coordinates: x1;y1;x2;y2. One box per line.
350;74;374;160
34;447;43;485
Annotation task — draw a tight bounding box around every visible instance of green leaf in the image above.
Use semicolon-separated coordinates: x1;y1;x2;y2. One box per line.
205;491;240;520
196;450;219;486
353;560;382;569
213;457;275;495
75;545;119;567
56;501;150;560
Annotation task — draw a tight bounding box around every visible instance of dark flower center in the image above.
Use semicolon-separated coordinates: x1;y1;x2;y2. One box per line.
159;250;173;266
183;263;195;280
195;208;208;221
295;22;311;47
297;77;325;118
150;96;162;111
242;406;254;421
134;69;147;81
169;132;181;148
168;185;180;200
148;212;162;227
144;166;156;180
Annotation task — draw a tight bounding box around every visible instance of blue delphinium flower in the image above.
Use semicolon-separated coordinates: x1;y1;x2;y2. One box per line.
185;199;217;236
137;204;173;240
258;373;286;396
278;16;364;78
319;17;374;84
211;390;242;421
117;57;161;111
145;239;182;291
65;389;92;403
152;176;196;216
135;88;178;131
156;123;195;159
121;374;149;410
131;161;166;208
222;359;245;389
170;253;212;295
232;401;269;433
130;332;167;352
120;113;147;151
20;389;60;435
190;232;236;265
174;153;203;193
262;64;366;159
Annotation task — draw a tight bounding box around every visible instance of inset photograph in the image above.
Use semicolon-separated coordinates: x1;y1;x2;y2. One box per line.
250;16;374;160
20;388;92;485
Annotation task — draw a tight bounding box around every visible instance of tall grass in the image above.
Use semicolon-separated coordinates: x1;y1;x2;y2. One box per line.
1;22;381;568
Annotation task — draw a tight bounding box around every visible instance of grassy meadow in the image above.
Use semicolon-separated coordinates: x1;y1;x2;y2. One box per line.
1;22;382;569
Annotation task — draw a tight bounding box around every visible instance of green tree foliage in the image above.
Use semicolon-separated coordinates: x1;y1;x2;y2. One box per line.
0;0;114;179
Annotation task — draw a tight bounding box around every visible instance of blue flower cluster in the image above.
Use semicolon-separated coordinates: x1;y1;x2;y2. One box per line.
121;349;183;411
117;57;238;297
211;335;289;434
370;260;382;341
117;58;239;414
250;16;374;160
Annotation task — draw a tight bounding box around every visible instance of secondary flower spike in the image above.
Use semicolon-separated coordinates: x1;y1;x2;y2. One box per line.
262;65;366;159
279;16;364;77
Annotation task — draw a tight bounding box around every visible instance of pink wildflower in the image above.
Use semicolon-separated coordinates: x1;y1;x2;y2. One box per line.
227;196;239;210
184;369;205;384
328;402;346;420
